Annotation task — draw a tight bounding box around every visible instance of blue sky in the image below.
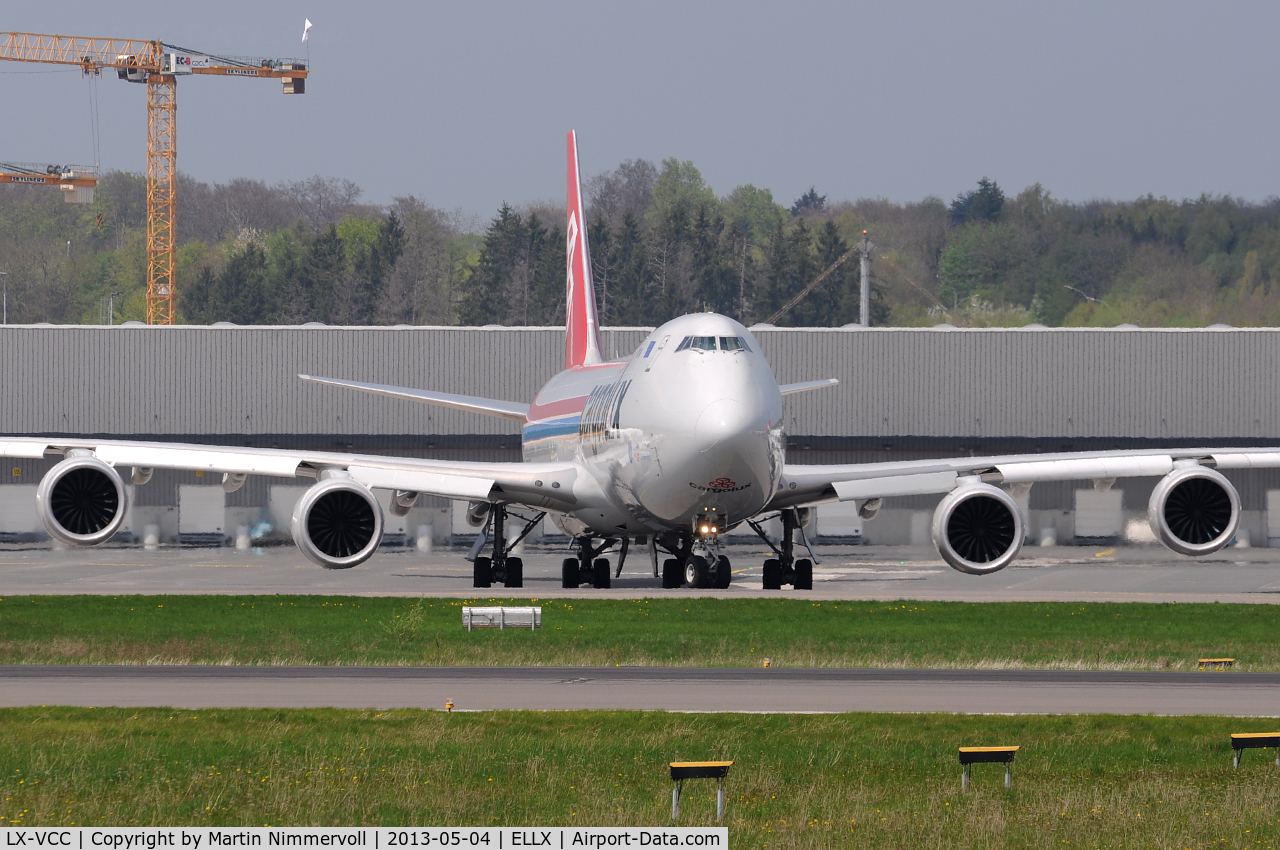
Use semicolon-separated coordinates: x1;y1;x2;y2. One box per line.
3;1;1277;215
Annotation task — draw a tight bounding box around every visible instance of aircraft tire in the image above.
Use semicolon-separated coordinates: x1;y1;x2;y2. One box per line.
762;558;781;590
473;556;492;588
661;558;682;589
715;556;732;589
593;558;612;589
794;558;813;590
504;556;523;588
561;557;580;589
684;556;710;589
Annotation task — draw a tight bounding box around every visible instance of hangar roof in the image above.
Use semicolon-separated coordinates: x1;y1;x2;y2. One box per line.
0;324;1276;441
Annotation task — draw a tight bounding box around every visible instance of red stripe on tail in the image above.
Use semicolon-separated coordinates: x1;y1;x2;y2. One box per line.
565;130;603;369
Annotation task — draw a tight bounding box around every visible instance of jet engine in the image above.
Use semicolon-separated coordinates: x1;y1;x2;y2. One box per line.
1148;465;1239;556
36;452;129;546
932;482;1024;575
290;477;384;569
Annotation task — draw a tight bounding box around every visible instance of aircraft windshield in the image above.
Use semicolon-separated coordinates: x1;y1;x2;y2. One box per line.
674;336;749;352
676;336;719;352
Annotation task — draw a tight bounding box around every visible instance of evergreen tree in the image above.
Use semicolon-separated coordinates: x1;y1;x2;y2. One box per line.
607;211;651;325
303;224;345;322
950;178;1005;225
790;187;826;217
458;203;524;325
756;218;816;326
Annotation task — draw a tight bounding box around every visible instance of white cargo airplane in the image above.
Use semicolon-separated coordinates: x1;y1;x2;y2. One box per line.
1;132;1269;589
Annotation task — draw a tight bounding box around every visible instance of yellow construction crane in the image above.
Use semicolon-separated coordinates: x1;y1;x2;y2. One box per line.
0;162;97;203
0;32;307;323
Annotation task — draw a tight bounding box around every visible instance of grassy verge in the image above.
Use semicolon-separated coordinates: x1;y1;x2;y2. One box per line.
1;595;1278;669
2;708;1277;848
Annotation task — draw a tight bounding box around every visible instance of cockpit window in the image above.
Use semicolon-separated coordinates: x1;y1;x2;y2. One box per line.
675;335;750;352
676;335;717;352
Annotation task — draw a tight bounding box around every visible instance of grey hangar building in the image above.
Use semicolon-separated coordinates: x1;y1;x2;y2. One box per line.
1;323;1278;550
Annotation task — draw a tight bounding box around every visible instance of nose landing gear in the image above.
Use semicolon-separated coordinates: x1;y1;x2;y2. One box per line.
655;530;733;590
749;508;814;590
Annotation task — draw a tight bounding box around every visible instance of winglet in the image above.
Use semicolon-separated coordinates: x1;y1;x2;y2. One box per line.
565;130;604;369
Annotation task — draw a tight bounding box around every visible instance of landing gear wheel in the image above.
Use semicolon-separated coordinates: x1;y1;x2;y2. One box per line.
561;557;580;589
715;555;732;589
794;558;813;590
661;558;682;589
762;558;781;590
684;556;710;589
504;556;523;588
593;558;612;589
473;556;492;588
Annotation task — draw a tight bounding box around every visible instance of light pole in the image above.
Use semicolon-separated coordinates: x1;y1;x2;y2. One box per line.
108;291;121;326
858;231;872;328
1;271;7;325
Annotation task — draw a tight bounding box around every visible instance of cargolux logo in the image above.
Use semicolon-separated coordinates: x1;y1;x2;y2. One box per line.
689;478;752;493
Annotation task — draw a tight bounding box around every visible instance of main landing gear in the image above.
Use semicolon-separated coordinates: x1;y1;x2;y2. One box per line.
471;503;546;589
561;536;624;589
748;508;814;591
655;531;733;590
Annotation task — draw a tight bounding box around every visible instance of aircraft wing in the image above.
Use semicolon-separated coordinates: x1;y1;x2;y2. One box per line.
765;446;1280;511
298;374;530;422
778;378;839;396
0;437;579;508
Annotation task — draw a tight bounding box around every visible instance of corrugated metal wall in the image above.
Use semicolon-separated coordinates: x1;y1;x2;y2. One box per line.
757;327;1280;441
0;325;1277;442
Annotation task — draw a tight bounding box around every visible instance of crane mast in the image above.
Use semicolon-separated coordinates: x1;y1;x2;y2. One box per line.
0;31;307;324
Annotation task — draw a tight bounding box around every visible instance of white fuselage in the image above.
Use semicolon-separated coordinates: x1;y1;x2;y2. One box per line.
521;314;785;538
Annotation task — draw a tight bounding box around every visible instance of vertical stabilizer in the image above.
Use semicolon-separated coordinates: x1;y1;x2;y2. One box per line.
565;130;604;368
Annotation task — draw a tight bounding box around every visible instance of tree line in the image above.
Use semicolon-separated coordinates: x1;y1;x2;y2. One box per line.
0;160;1277;328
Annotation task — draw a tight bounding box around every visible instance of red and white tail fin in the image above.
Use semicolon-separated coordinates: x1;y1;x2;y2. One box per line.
565;130;603;369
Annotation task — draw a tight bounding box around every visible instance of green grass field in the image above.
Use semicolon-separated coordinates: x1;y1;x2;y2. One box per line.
0;594;1278;670
2;709;1277;848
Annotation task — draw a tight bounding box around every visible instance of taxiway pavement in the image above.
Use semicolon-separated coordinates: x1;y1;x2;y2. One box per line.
2;542;1280;603
3;665;1276;715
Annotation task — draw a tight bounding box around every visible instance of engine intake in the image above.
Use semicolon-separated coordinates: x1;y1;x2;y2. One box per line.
932;483;1024;575
291;477;384;569
36;453;129;546
1148;465;1239;556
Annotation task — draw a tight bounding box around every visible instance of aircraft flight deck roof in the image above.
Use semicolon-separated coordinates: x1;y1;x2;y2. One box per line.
0;324;1277;442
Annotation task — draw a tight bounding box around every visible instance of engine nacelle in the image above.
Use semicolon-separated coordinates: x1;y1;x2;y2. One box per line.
932;482;1024;575
290;477;384;569
1148;465;1239;556
36;453;129;546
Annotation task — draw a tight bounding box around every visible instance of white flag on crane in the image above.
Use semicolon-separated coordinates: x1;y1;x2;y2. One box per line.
302;19;313;43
